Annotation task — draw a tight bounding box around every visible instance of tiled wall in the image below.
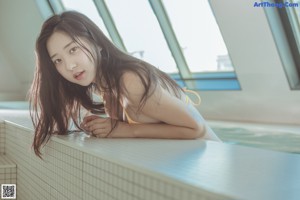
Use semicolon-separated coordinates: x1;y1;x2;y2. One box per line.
4;122;229;200
0;155;16;185
0;122;4;154
0;122;17;200
82;154;214;200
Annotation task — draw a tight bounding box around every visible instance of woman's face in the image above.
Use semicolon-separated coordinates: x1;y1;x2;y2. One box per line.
46;31;97;86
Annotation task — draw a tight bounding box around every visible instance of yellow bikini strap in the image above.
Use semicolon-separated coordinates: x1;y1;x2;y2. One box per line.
183;88;202;106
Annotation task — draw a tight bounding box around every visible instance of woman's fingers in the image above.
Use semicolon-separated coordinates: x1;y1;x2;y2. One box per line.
81;115;113;137
82;115;107;130
82;115;99;124
94;133;109;138
85;117;109;128
92;127;110;136
89;123;107;132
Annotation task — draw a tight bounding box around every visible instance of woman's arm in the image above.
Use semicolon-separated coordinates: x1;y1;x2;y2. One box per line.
83;72;220;141
118;72;207;139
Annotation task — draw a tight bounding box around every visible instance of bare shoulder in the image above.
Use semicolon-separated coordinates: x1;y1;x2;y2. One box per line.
121;71;146;94
120;71;151;106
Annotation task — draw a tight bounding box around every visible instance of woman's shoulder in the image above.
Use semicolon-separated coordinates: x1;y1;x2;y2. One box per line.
120;71;154;93
120;71;139;82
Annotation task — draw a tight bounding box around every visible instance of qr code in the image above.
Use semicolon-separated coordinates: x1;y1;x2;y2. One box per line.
1;184;16;199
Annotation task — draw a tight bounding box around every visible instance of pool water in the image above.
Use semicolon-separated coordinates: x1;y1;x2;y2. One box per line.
211;122;300;154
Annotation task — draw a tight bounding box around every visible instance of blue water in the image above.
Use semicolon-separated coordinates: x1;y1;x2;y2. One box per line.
212;125;300;154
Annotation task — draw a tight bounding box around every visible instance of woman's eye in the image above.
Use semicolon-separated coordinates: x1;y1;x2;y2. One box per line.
70;46;79;54
53;59;62;65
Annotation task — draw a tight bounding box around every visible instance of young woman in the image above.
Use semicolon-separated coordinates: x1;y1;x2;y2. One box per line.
30;11;220;158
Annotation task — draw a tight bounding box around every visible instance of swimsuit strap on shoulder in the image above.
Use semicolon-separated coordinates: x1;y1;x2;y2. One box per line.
183;87;202;106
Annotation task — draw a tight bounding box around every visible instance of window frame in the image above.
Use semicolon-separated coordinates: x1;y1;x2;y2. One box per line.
264;0;300;90
277;0;300;79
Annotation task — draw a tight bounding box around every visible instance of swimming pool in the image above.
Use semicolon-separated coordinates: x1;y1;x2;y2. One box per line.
210;121;300;154
1;101;300;154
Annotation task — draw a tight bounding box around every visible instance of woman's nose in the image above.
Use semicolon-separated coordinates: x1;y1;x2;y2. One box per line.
65;60;77;71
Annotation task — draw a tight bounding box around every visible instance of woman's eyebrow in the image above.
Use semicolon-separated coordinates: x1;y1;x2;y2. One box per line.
50;41;75;59
63;41;75;50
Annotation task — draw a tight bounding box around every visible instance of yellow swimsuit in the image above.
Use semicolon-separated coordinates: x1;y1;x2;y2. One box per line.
124;111;141;124
124;88;201;124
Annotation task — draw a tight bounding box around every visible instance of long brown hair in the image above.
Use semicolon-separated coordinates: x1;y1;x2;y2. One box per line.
29;11;183;158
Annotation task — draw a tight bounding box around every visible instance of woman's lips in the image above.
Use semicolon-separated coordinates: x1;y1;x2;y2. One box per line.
74;71;85;80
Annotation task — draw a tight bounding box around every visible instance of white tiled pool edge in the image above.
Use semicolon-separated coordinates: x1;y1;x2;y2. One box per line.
2;118;300;200
3;121;232;200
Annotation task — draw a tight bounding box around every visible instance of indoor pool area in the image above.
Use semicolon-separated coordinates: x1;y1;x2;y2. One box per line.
1;1;300;199
1;102;300;200
1;101;300;155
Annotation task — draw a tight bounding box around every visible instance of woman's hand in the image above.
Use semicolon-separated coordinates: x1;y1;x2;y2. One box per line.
80;115;134;138
80;115;111;137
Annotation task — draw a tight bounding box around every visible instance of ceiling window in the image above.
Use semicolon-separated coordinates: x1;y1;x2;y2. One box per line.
162;0;234;73
105;0;178;73
61;0;111;39
36;0;240;90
